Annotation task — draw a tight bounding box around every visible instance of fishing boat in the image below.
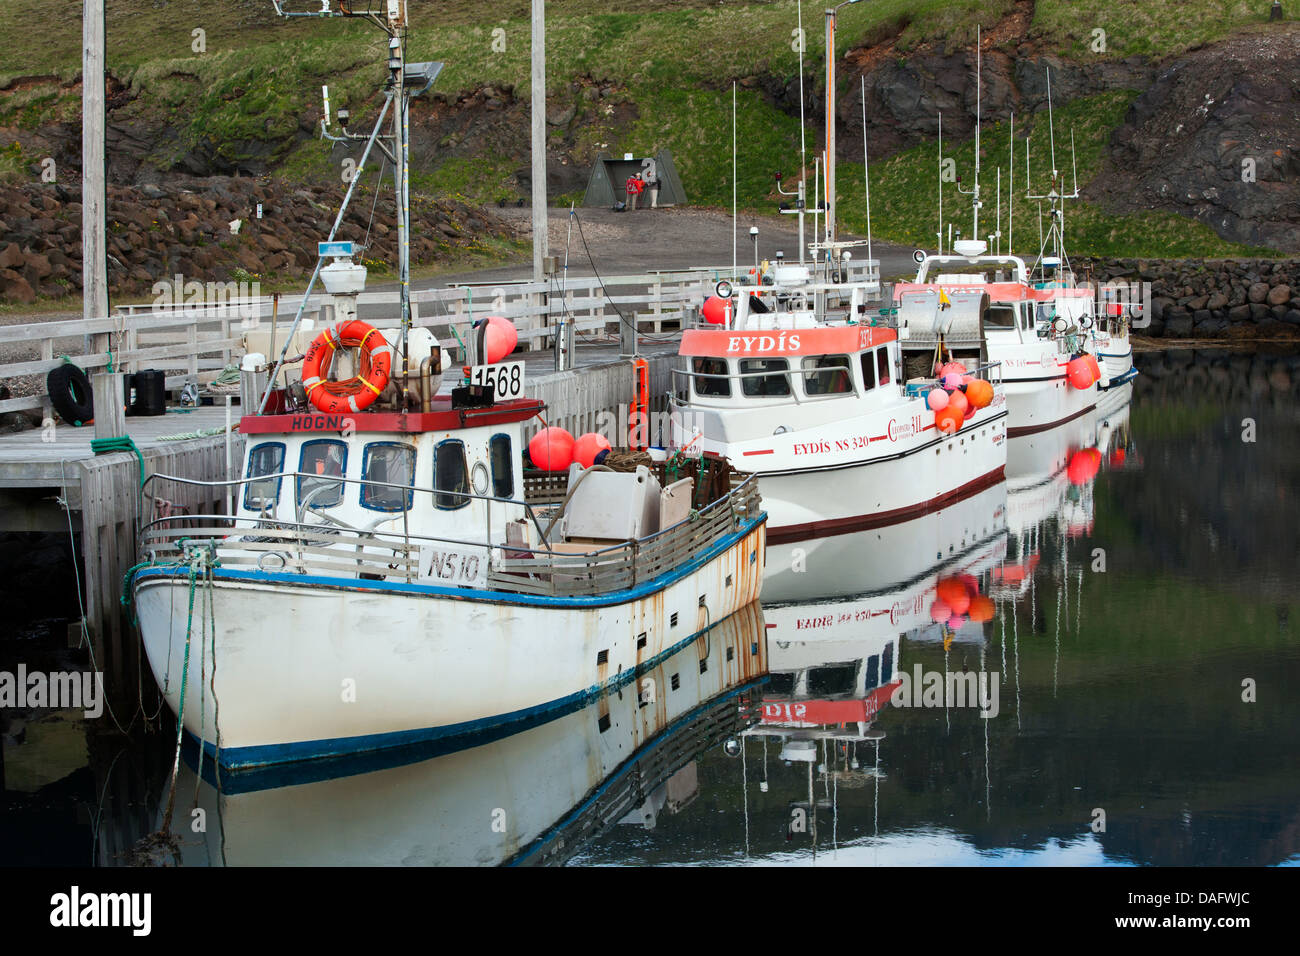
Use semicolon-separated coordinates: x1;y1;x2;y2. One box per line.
895;51;1135;436
127;6;766;773
896;245;1106;437
668;297;1007;544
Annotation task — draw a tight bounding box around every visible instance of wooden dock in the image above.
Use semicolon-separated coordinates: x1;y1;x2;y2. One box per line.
0;406;240;702
0;352;683;707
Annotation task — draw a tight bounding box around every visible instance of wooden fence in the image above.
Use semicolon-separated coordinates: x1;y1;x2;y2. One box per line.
0;261;878;419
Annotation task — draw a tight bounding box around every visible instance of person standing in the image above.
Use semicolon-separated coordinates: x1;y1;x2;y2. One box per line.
625;173;640;211
646;168;660;208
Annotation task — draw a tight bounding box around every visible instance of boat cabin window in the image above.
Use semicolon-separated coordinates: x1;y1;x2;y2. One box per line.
692;357;730;397
297;440;347;508
881;641;894;684
489;434;514;499
801;355;851;395
434;439;470;510
865;653;880;689
807;664;856;697
740;358;790;397
876;348;891;386
986;304;1017;328
860;351;877;391
243;442;285;512
361;442;415;512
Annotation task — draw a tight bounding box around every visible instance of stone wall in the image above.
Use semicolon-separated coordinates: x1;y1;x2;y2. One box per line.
0;178;510;306
1081;257;1300;339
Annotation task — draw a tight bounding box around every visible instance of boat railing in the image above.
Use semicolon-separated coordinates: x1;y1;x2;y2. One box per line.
489;470;763;597
135;467;763;597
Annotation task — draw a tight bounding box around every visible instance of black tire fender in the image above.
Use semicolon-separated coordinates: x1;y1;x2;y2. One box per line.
46;362;94;425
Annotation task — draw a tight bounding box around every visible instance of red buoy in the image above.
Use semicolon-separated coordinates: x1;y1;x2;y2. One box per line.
572;432;612;468
702;296;732;325
528;427;575;471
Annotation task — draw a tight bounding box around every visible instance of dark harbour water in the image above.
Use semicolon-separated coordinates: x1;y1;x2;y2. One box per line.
2;347;1298;867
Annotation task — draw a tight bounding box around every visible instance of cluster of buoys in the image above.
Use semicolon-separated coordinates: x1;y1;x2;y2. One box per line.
930;575;996;630
1066;352;1102;389
701;296;732;325
527;427;613;471
927;362;994;434
478;316;519;364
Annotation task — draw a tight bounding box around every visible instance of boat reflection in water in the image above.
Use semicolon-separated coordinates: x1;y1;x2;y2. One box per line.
728;395;1131;857
735;477;1010;855
148;602;768;866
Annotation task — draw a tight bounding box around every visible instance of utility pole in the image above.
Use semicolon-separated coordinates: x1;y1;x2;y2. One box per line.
531;0;549;282
83;0;108;325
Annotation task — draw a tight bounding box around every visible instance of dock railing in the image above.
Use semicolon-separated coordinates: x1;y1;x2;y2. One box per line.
0;261;880;419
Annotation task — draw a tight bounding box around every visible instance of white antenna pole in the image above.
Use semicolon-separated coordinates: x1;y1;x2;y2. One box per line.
1046;67;1057;177
531;0;549;284
972;25;981;241
861;75;872;264
1009;111;1014;254
813;154;821;261
996;166;1001;256
797;0;807;180
1070;128;1079;195
797;0;807;265
937;111;943;255
732;81;737;277
83;0;108;330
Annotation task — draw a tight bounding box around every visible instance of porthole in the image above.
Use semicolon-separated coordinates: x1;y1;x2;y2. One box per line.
471;460;490;495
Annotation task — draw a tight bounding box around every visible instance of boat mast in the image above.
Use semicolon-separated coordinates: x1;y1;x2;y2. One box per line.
263;1;438;412
955;25;983;245
823;0;862;249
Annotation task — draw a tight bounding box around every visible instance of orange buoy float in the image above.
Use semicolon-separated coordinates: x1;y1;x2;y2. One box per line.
301;320;393;414
947;389;969;416
968;595;996;623
1067;447;1102;485
482;316;518;364
936;578;971;615
935;404;964;433
1084;353;1102;383
1066;355;1094;389
965;378;994;409
572;431;612;468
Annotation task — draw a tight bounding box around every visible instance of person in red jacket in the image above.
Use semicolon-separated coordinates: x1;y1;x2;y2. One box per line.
625;173;644;211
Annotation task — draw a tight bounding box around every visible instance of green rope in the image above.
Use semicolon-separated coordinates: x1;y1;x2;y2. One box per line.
158;425;235;442
91;435;146;487
208;364;241;387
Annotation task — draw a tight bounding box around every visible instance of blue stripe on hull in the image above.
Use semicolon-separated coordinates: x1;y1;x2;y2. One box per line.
190;609;761;785
1098;367;1139;389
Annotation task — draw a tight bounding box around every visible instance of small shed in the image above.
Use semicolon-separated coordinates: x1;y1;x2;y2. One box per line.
582;149;686;207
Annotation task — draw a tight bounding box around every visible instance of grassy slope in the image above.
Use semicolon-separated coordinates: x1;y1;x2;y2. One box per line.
1;1;1294;257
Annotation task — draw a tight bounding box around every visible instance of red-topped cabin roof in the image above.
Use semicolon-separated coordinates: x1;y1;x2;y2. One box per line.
240;397;545;435
679;325;897;359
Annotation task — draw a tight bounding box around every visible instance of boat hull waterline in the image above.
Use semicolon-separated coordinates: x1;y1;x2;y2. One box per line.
132;519;765;770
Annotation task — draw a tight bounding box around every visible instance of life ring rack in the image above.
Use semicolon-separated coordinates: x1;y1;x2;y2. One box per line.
300;320;393;414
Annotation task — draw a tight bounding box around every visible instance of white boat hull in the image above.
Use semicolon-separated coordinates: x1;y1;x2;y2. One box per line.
133;522;764;769
137;603;767;866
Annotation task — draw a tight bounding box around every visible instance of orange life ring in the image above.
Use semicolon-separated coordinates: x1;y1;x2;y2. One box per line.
300;320;393;414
